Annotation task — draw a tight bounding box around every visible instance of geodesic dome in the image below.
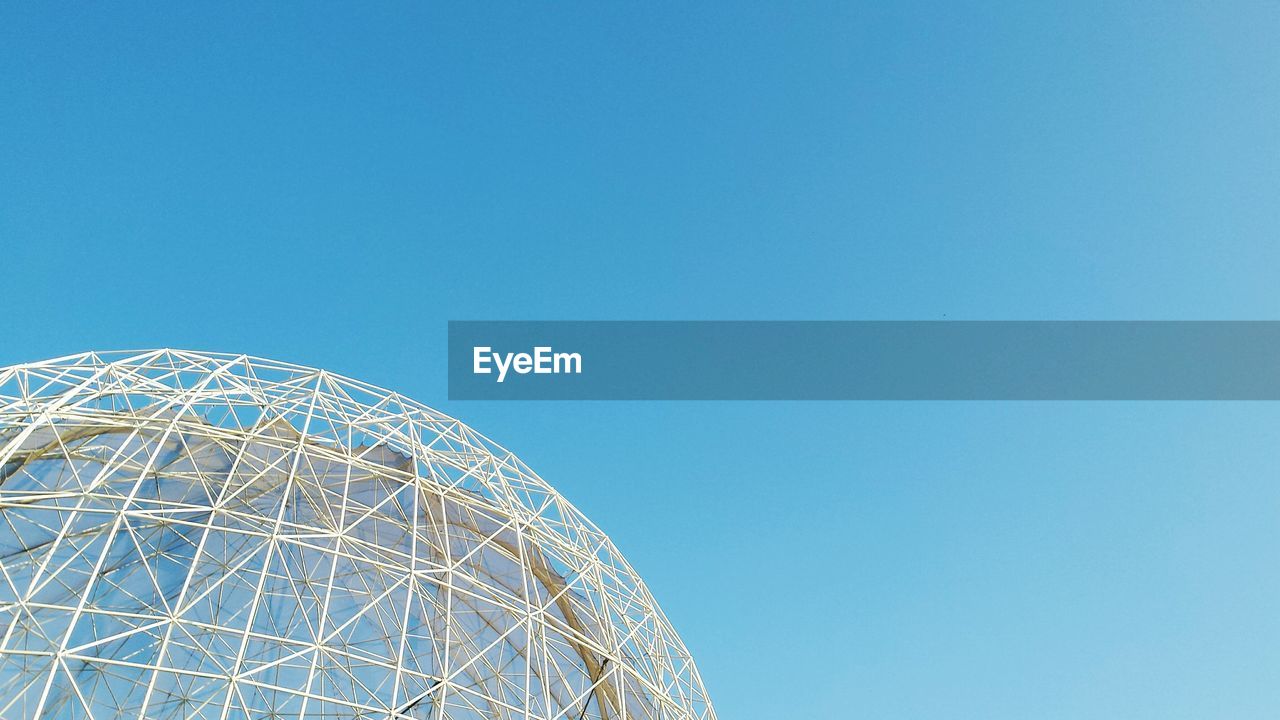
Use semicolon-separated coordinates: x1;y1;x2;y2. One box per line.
0;350;714;720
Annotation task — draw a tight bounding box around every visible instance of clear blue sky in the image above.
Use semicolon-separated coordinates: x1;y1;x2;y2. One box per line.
2;3;1279;717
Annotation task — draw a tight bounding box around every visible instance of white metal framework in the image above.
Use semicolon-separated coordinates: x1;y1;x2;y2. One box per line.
0;350;714;720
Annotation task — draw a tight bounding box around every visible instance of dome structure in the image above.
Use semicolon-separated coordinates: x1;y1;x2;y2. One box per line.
0;350;714;720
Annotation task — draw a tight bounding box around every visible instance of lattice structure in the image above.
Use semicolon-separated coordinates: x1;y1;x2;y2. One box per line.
0;350;714;720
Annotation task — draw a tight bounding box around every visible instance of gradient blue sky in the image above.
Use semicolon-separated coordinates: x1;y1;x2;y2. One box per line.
2;3;1279;718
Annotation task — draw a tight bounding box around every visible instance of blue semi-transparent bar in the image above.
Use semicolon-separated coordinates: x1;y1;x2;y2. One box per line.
447;321;1280;400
